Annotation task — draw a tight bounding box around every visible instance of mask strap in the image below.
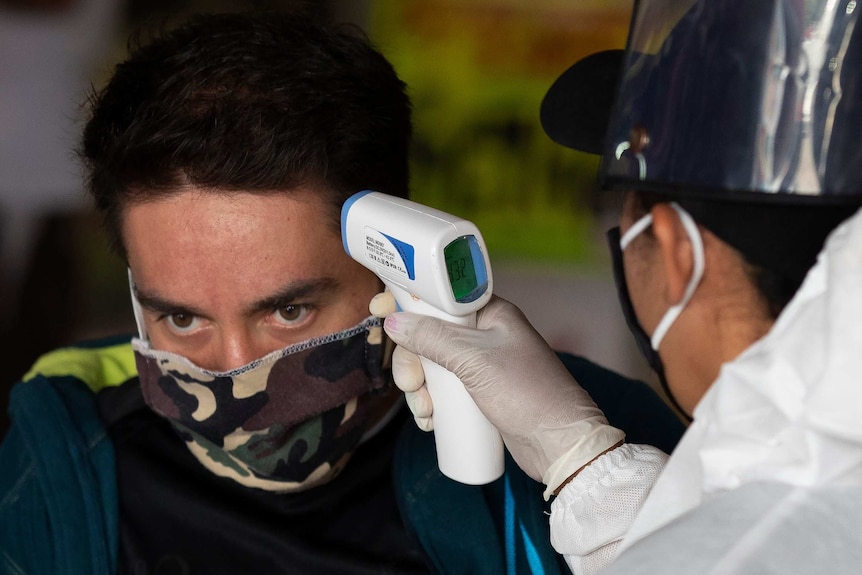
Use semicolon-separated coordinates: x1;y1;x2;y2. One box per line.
127;268;148;341
618;202;705;351
650;203;705;350
620;212;654;250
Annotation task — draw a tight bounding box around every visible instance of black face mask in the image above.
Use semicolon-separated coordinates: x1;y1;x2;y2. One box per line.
606;227;692;421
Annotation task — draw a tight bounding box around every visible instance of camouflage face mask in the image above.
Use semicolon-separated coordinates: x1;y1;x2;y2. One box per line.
132;317;390;493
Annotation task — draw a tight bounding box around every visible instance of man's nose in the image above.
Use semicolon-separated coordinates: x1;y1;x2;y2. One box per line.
204;330;268;372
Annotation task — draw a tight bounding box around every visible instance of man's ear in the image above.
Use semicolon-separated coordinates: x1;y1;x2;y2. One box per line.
651;203;694;306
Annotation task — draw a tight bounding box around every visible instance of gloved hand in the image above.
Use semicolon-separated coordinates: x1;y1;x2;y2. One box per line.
370;291;625;497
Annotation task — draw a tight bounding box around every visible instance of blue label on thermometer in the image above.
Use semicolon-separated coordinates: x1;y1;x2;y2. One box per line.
380;232;416;280
363;228;415;280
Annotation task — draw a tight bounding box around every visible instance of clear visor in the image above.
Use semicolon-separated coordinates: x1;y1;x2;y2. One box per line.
601;0;862;202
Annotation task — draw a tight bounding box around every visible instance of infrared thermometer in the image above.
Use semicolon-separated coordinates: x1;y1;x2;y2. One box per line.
341;190;504;485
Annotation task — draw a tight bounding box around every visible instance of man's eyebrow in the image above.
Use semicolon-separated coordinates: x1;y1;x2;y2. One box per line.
134;289;207;318
245;278;340;315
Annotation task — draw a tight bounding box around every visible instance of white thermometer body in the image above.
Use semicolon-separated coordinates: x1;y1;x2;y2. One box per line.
341;190;504;485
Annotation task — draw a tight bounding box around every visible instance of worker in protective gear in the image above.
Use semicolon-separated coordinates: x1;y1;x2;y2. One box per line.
372;0;862;572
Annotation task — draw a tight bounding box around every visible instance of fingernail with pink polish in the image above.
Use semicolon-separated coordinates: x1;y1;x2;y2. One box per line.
384;314;399;334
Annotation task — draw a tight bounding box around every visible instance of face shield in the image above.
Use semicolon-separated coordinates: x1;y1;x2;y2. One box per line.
600;0;862;202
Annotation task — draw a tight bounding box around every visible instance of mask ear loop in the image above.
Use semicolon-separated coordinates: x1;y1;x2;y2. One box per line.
618;202;705;351
620;212;654;250
127;268;148;341
648;202;705;351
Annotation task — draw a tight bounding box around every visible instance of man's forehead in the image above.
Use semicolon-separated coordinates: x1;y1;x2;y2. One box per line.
120;185;340;223
122;185;340;241
124;188;350;290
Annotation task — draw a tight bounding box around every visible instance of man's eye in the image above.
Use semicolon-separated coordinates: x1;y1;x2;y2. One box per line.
167;313;199;332
274;304;311;325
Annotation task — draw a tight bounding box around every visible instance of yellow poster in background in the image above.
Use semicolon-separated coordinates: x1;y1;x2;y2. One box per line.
368;0;631;263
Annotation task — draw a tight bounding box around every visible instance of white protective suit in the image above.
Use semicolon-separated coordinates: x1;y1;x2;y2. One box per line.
550;206;862;574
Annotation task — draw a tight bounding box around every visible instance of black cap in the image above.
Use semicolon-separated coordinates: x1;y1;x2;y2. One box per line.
539;49;624;155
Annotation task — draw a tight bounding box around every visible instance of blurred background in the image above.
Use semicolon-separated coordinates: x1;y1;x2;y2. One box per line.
0;0;661;439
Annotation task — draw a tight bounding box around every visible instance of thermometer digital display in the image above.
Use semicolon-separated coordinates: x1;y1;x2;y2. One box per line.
341;190;504;485
444;235;486;302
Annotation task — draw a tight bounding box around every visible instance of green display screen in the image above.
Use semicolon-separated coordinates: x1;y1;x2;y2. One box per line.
444;236;479;302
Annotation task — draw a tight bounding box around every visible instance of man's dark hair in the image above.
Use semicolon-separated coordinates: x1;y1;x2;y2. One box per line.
81;10;412;259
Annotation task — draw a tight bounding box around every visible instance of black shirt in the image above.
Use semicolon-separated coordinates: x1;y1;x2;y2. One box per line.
98;381;431;575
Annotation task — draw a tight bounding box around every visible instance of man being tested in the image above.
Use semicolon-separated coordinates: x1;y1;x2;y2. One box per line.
0;9;687;575
378;0;862;573
0;10;429;573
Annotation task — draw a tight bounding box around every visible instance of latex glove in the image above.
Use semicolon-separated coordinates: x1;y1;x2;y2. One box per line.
372;292;625;496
